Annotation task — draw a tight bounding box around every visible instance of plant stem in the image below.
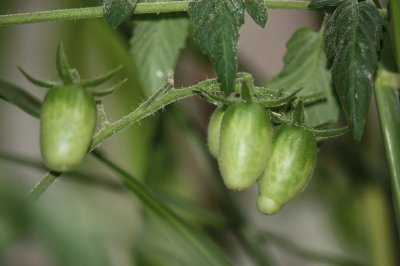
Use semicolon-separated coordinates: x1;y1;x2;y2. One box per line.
374;66;400;233
0;1;387;27
0;152;125;192
90;80;215;150
26;171;60;201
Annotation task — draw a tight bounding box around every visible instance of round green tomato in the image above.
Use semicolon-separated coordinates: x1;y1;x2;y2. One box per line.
207;107;225;158
40;85;97;172
218;103;272;190
257;125;317;215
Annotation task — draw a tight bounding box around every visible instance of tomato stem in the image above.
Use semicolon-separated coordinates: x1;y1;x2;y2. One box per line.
0;2;388;27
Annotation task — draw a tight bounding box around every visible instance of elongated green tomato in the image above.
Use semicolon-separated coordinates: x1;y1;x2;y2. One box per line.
40;85;97;172
218;103;272;190
257;125;317;215
207;107;225;158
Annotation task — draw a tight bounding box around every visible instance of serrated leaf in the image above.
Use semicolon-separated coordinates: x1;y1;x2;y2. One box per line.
245;0;268;27
189;0;245;95
0;79;41;118
103;0;137;29
268;28;339;127
325;0;382;141
309;0;346;13
130;15;189;96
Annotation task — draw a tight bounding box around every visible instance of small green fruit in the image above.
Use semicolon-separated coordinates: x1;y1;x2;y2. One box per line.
257;125;317;215
40;84;97;172
218;103;273;190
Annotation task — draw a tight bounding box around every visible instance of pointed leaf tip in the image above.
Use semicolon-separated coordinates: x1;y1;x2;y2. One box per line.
245;0;268;27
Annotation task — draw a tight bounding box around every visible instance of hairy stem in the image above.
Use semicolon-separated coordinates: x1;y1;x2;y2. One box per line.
0;1;387;27
90;80;216;150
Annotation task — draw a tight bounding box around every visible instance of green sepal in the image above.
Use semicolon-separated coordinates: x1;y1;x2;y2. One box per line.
18;66;59;89
56;43;74;84
257;87;302;107
195;89;236;105
306;126;349;139
292;101;305;126
81;65;123;88
90;79;127;97
297;91;327;106
241;74;254;102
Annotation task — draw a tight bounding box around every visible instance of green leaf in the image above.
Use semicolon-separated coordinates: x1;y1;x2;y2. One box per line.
309;0;346;13
103;0;137;29
267;28;339;127
130;15;189;96
245;0;268;27
0;79;41;118
189;0;245;95
325;0;383;141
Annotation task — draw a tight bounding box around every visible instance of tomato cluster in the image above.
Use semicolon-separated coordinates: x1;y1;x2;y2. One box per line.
208;102;317;215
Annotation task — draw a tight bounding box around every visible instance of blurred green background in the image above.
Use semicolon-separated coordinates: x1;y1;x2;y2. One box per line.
0;1;399;266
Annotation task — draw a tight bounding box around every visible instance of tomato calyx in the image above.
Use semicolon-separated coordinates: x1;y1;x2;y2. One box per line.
19;43;124;98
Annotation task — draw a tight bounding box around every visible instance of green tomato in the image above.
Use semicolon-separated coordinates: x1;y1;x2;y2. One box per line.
218;103;273;190
40;85;97;172
257;125;317;215
207;107;225;158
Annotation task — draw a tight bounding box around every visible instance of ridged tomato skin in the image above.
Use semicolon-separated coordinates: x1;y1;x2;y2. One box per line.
218;103;273;190
40;85;97;172
257;125;317;215
207;107;225;158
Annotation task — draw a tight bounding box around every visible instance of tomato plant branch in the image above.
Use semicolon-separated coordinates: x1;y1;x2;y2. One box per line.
0;1;387;27
0;152;125;192
26;171;60;201
90;79;217;150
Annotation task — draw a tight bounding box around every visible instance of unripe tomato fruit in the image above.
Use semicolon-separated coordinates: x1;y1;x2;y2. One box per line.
40;85;97;172
257;125;317;215
218;103;272;190
207;107;224;158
